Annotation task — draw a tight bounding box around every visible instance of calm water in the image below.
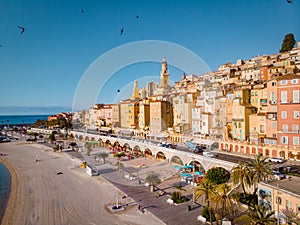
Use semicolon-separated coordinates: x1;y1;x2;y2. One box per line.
0;162;11;222
0;115;49;125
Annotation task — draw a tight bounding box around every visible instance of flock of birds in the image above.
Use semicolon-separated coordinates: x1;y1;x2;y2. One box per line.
0;8;140;48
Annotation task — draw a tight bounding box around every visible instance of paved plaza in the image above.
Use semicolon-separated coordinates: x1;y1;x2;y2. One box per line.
69;145;205;225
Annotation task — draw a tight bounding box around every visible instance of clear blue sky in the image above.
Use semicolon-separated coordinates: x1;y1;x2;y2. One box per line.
0;0;299;114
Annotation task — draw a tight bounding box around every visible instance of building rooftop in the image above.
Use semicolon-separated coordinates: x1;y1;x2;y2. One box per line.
261;175;300;197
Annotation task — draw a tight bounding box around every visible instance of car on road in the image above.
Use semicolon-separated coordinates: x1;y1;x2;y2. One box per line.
269;157;284;163
272;170;286;180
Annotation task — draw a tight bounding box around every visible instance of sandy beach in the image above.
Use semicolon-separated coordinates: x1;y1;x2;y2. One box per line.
0;142;164;225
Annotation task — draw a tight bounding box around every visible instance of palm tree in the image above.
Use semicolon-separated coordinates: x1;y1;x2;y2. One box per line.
194;180;216;224
84;142;92;156
281;208;300;225
231;162;253;194
98;152;109;164
49;133;56;144
234;204;276;225
212;183;238;223
246;155;273;195
113;152;126;171
145;172;161;192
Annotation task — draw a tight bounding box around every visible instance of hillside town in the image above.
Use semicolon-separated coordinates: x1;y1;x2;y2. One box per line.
72;42;300;162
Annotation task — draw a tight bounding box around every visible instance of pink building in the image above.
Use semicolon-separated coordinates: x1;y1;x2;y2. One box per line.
277;74;300;159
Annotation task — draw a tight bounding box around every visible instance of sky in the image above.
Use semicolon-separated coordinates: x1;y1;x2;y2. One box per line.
0;0;299;115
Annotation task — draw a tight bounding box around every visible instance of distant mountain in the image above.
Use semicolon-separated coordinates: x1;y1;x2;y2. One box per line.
0;106;72;115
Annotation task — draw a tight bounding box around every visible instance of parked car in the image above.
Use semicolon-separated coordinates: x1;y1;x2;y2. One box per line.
272;170;286;180
269;157;284;163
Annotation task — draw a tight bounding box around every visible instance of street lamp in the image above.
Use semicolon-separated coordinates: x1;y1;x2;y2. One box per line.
276;184;282;225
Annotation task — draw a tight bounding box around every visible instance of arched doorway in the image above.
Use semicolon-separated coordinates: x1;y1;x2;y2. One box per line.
156;151;166;160
235;145;239;152
246;146;250;154
265;149;269;157
272;149;277;158
85;136;90;141
170;156;184;166
251;147;256;155
279;151;285;159
91;137;95;141
123;143;131;152
229;144;233;152
105;140;111;147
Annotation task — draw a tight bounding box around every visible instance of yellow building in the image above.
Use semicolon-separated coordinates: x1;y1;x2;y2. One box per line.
232;88;256;141
149;99;173;134
139;99;150;131
120;100;139;129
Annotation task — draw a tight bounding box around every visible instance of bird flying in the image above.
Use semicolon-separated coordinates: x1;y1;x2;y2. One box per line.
81;9;85;13
136;15;139;19
117;89;120;93
18;26;25;34
120;27;124;35
287;0;293;3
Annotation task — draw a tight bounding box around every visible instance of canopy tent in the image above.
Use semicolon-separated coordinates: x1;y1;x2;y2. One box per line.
181;172;192;177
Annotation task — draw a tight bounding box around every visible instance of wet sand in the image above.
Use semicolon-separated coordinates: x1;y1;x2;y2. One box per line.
0;142;164;225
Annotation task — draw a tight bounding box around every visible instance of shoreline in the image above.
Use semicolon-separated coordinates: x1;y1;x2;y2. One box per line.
0;143;165;225
0;157;18;225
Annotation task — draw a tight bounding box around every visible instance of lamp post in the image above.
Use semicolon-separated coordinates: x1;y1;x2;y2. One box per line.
276;184;282;225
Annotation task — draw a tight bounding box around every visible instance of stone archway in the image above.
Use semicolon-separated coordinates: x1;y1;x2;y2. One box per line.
105;140;111;147
170;155;184;166
189;160;205;172
156;151;166;160
144;148;152;157
258;148;263;155
229;144;233;152
133;145;142;156
123;143;131;152
272;149;277;158
251;147;256;155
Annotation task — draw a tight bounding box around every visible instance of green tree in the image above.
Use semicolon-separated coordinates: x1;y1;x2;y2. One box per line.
84;142;92;156
194;180;216;224
212;183;238;223
98;152;109;164
145;172;161;192
113;152;126;171
246;155;272;195
49;133;56;144
280;33;296;53
234;204;276;225
231;162;253;194
206;167;230;185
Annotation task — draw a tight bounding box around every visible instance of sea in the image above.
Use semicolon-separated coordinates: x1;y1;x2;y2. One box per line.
0;163;11;223
0;114;49;126
0;114;49;222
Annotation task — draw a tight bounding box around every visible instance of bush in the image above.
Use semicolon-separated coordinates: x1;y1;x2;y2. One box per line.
201;206;216;222
171;191;189;204
235;192;258;207
206;167;230;184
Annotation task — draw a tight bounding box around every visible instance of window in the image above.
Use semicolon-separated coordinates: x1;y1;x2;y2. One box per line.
293;137;299;145
281;91;287;103
272;122;276;129
293;90;299;103
281;136;288;144
283;124;288;132
282;111;287;119
292;125;299;133
295;111;300;119
292;79;298;84
260;125;265;133
281;80;288;85
272;82;276;86
286;200;292;209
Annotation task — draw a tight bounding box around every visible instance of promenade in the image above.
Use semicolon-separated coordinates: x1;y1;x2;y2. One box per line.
0;142;165;225
75;145;205;225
